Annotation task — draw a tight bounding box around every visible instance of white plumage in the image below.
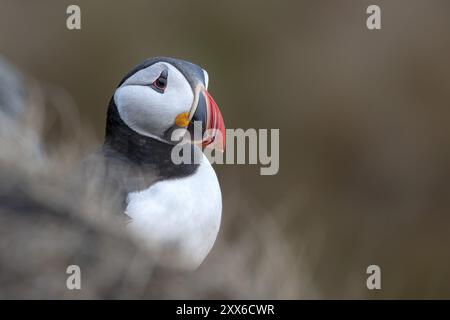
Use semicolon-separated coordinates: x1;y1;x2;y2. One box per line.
126;153;222;270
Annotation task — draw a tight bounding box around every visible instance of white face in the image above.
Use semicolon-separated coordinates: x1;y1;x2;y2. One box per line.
114;62;195;141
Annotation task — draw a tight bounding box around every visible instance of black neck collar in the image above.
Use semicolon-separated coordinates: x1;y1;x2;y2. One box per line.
104;98;199;179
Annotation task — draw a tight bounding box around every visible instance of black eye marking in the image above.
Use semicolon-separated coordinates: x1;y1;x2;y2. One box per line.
151;70;168;93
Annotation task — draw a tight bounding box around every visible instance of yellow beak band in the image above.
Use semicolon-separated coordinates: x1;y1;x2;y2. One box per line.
175;112;190;127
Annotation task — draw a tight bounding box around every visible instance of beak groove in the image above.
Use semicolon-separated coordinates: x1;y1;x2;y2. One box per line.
203;90;225;151
188;89;225;152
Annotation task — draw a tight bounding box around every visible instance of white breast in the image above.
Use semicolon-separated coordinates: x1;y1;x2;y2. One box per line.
125;154;222;270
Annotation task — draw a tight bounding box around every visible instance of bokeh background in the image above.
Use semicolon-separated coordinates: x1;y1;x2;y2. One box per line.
1;0;450;298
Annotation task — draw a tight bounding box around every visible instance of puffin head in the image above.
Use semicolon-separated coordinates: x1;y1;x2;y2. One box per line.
111;57;225;151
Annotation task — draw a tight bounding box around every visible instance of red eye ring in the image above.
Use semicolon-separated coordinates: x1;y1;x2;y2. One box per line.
153;77;166;89
151;71;167;93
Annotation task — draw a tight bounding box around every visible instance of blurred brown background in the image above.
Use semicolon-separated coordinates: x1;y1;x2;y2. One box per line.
1;0;450;298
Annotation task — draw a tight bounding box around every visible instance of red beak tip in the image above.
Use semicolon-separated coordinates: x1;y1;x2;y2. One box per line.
203;90;226;152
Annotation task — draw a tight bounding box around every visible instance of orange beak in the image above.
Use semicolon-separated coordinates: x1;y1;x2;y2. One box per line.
187;89;226;152
202;90;226;151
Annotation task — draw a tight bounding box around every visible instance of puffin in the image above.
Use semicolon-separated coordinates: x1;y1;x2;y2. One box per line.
83;57;225;270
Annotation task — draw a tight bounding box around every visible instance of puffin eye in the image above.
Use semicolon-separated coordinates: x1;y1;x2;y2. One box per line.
151;70;168;93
